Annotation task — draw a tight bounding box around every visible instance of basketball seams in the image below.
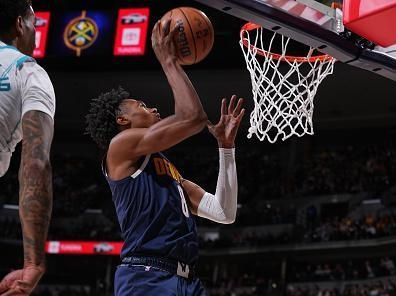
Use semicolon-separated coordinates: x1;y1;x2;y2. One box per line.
178;8;198;64
189;8;214;63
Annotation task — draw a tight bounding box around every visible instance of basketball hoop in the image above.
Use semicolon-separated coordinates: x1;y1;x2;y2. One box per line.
240;23;336;143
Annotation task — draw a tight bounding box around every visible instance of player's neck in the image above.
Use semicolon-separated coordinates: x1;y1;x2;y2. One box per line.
0;35;18;48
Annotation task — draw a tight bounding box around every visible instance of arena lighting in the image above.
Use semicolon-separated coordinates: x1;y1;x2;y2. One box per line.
84;209;103;214
3;204;18;210
362;199;382;205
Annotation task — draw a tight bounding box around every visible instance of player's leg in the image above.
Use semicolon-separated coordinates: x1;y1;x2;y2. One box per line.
179;277;207;296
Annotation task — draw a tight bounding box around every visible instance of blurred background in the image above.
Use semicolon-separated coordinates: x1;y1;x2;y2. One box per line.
1;0;396;295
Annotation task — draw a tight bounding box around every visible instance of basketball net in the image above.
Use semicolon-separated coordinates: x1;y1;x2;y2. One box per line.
240;23;336;143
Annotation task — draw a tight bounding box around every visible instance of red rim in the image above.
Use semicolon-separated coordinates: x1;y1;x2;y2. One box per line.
240;23;334;63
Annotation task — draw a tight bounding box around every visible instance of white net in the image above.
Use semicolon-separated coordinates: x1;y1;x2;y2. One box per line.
240;24;336;143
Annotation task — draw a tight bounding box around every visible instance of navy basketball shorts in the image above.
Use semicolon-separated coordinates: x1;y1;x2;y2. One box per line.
114;265;207;296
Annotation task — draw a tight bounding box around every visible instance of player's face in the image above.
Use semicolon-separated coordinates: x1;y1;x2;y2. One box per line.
16;6;36;56
124;99;161;128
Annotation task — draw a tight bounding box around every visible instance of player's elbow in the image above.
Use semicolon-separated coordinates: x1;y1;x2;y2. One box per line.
217;218;235;225
19;158;52;194
186;112;208;133
192;111;207;124
217;212;236;225
23;158;51;174
223;215;236;224
195;112;208;130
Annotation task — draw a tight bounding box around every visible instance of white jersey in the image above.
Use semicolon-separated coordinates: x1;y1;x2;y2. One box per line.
0;41;56;177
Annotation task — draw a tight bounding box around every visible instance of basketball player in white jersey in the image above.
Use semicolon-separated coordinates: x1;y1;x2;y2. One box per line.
0;1;56;295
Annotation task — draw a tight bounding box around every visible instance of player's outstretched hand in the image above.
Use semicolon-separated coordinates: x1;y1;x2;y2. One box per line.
207;95;245;148
151;19;179;65
0;265;44;296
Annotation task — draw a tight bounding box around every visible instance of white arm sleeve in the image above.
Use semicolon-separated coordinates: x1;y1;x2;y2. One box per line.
20;62;56;119
197;148;238;224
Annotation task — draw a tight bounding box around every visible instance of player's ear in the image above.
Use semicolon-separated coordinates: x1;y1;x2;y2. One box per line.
116;115;129;126
15;16;24;37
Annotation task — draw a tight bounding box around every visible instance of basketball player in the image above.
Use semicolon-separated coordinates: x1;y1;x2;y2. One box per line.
85;20;244;295
0;1;56;295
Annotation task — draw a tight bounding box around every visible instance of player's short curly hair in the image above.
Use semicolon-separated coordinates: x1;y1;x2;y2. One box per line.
0;0;32;35
85;87;130;150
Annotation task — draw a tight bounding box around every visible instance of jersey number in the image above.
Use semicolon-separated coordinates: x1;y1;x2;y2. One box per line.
0;77;10;91
177;184;190;218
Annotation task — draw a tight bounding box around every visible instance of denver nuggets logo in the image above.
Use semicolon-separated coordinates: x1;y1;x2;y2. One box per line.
64;11;98;57
153;157;182;183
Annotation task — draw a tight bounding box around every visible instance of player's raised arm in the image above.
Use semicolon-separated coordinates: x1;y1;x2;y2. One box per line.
182;96;245;224
108;20;207;164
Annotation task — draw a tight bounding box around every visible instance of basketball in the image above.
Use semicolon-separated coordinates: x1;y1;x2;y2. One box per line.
160;7;214;65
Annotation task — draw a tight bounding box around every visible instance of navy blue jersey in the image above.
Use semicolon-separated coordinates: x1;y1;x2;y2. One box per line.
104;152;199;265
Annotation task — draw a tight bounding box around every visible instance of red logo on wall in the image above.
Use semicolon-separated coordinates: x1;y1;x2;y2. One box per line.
33;12;51;58
46;241;124;255
114;8;150;56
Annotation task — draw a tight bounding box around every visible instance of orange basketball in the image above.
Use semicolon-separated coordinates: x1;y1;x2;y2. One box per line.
161;7;214;65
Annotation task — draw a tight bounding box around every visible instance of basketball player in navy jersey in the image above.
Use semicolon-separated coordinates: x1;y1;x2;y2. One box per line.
86;19;244;295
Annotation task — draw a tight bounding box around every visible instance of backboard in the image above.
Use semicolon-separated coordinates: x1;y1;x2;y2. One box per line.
193;0;396;82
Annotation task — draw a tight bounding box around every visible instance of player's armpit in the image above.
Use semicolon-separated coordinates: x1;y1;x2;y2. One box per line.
20;110;54;268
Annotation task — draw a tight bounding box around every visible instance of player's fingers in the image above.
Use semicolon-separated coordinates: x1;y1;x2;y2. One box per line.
162;18;171;36
206;120;214;128
14;281;30;291
233;98;244;116
0;280;8;294
236;108;246;122
169;23;179;40
228;95;237;114
221;98;227;115
0;289;22;296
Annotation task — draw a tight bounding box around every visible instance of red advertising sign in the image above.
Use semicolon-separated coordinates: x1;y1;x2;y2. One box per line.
46;241;123;255
114;8;150;56
33;12;51;58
